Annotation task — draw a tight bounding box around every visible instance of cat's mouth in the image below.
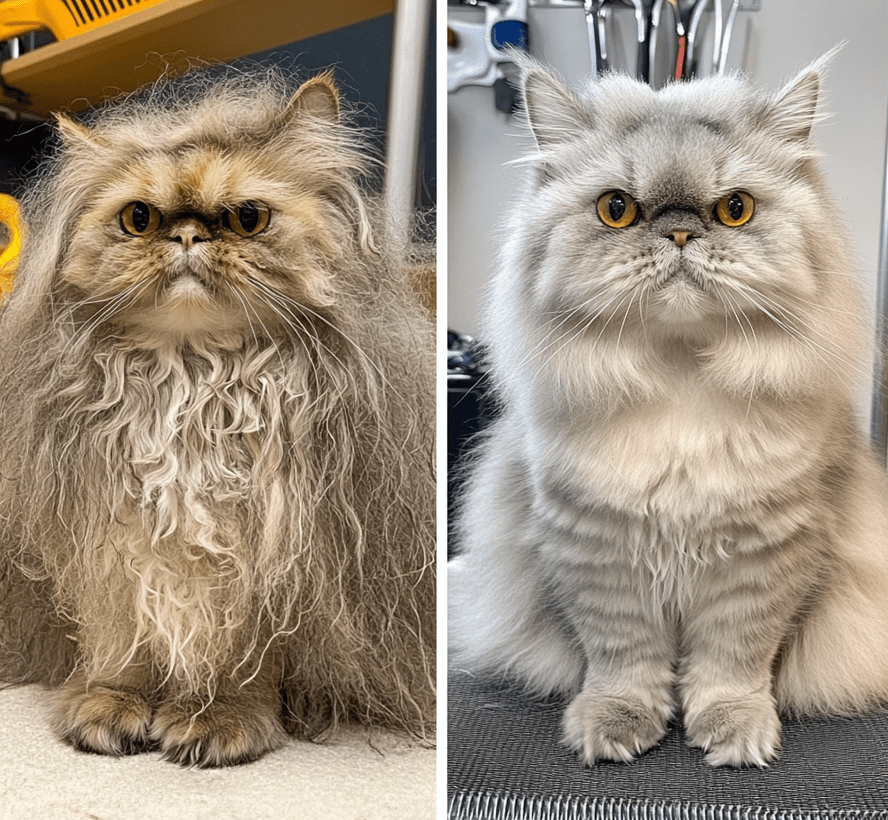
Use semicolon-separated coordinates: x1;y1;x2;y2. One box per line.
166;273;211;302
162;256;220;301
647;261;718;324
656;262;706;292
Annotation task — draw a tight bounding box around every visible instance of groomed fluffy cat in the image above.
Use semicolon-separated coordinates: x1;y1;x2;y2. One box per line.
450;54;888;768
0;67;435;767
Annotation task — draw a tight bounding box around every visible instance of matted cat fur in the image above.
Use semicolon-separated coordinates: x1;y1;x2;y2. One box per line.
450;52;888;768
0;66;435;767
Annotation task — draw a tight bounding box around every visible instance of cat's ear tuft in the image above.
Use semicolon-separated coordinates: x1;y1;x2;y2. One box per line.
286;71;340;123
764;47;840;143
54;114;101;148
518;57;591;148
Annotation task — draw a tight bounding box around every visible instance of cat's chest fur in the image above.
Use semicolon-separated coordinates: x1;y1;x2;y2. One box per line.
527;374;825;555
77;340;302;548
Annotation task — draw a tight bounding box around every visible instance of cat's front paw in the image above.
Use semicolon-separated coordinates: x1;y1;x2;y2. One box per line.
685;694;781;767
151;693;288;767
562;691;669;765
53;682;154;756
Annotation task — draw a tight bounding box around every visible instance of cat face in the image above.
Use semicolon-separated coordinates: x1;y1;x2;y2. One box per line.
513;61;841;347
52;73;359;344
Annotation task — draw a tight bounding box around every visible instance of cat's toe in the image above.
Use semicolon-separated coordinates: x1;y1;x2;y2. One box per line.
562;692;668;765
53;683;154;756
151;695;288;768
685;696;781;768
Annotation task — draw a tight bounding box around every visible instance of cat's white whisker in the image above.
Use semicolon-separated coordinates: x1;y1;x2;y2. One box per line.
522;290;627;371
529;288;638;382
716;287;760;419
246;280;365;391
724;280;870;384
66;279;155;351
614;288;642;352
223;280;292;375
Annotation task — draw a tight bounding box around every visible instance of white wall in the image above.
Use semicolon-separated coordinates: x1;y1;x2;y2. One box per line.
447;1;888;423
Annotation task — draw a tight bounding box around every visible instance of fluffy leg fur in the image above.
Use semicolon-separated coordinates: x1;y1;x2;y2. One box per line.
151;674;288;768
677;544;806;767
449;443;584;696
547;524;677;764
53;666;157;756
776;451;888;717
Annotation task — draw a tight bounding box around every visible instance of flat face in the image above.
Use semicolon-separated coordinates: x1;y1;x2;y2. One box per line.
55;84;348;347
516;72;832;346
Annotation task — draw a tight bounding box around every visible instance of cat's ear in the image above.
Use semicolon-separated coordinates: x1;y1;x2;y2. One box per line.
285;72;340;124
518;57;592;147
763;48;839;143
55;114;102;148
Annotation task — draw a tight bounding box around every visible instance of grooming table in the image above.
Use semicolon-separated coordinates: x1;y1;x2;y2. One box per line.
447;670;888;819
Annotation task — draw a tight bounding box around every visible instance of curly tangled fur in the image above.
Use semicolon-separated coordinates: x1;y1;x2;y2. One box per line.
450;53;888;768
0;66;435;766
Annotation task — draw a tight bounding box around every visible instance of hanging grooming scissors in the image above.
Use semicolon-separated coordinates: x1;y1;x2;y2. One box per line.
584;0;610;76
562;0;756;84
651;0;710;81
623;0;655;83
587;0;654;81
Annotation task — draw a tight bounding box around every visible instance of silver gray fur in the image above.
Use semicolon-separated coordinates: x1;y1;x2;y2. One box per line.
450;52;888;768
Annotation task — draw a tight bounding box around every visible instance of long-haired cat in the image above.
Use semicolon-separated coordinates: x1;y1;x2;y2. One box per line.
449;53;888;768
0;67;435;767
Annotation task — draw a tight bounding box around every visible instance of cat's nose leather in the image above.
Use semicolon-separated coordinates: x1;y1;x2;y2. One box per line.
652;205;704;248
666;230;692;247
169;223;207;246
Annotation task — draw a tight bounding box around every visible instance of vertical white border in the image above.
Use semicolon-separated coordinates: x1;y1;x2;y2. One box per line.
435;0;449;815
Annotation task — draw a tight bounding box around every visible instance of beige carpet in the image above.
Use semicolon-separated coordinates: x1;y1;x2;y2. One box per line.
0;684;436;820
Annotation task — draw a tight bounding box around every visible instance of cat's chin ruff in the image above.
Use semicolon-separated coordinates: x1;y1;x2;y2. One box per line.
121;302;256;349
646;274;715;326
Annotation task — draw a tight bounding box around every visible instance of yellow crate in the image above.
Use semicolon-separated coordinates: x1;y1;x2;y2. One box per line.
0;194;21;302
0;0;171;42
0;0;394;116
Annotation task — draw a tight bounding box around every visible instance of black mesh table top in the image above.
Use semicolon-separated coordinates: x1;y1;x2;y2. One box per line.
448;671;888;820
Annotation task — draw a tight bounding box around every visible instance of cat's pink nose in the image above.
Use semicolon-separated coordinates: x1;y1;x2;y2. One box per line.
667;230;692;247
169;223;207;246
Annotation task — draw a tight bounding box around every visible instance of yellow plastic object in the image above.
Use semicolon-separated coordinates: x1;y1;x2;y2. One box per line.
1;0;394;116
0;0;171;42
0;194;21;302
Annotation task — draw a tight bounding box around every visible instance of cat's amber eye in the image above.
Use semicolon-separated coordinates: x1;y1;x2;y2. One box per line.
597;191;639;229
714;191;755;227
119;201;161;236
226;202;272;237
